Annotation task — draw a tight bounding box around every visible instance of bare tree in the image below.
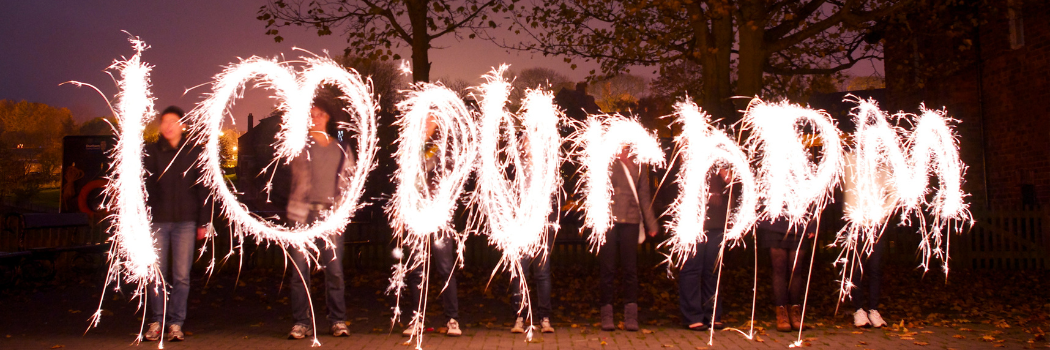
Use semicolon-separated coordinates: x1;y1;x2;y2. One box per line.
258;0;518;82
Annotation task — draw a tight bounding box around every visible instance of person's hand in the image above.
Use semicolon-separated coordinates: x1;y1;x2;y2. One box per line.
647;230;658;238
197;226;209;241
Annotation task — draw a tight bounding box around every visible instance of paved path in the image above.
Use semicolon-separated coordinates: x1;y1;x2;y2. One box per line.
0;266;1044;349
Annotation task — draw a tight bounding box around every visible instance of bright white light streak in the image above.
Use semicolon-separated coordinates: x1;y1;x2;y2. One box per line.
473;66;562;324
836;98;971;300
742;99;844;225
68;34;161;344
386;81;479;347
187;56;377;254
663;101;758;267
575;115;665;251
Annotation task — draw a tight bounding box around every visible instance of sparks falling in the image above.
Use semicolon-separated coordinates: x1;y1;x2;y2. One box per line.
386;81;479;348
187;55;378;256
574;115;665;251
663;101;759;267
472;66;563;327
742;99;844;225
836;97;971;301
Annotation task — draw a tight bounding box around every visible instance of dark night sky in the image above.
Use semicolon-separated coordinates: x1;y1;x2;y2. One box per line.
0;1;880;131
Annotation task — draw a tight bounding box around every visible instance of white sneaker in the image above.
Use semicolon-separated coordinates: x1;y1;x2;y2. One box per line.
853;309;871;328
446;319;462;337
510;317;525;333
867;309;887;328
540;317;555;333
402;321;418;337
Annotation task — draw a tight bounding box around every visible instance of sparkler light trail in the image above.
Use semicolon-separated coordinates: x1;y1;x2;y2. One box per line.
575;115;665;251
663;101;759;267
386;81;479;347
472;66;562;332
187;55;378;256
72;37;161;340
836;98;971;301
742;99;844;225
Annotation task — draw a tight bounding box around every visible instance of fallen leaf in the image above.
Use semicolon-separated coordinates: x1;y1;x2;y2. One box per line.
914;342;929;346
642;329;654;334
51;346;64;349
952;334;965;339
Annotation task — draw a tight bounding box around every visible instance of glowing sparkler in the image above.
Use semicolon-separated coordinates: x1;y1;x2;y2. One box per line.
663;101;758;266
386;81;479;347
836;98;971;300
187;55;378;256
575;115;665;251
472;67;562;331
742;99;844;224
67;34;163;344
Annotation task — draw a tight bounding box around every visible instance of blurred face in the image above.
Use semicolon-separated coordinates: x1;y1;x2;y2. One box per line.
310;106;330;132
159;113;184;143
424;114;438;139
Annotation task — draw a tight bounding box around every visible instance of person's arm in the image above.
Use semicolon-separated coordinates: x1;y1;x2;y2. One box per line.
636;163;659;237
191;145;213;239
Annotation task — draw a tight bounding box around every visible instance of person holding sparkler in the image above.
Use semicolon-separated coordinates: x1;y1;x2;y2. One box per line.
759;218;816;332
510;212;558;334
285;96;356;340
678;167;733;331
401;112;464;338
142;106;213;342
599;146;659;332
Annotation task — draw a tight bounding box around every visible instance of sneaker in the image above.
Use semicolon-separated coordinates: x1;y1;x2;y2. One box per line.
166;324;184;342
446;319;462;337
288;324;313;339
402;321;418;337
331;322;349;337
144;322;161;341
540;317;554;333
510;317;525;333
853;309;871;328
867;309;888;328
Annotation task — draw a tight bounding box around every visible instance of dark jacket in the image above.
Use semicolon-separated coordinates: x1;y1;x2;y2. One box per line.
609;157;658;232
704;172;731;231
144;136;211;226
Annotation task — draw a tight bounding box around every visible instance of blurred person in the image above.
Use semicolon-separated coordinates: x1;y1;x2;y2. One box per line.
598;146;659;332
286;96;356;339
142;106;212;342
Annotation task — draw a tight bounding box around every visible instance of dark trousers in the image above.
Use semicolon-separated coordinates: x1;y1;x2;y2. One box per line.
406;235;460;322
289;211;347;326
678;229;724;326
511;238;553;320
599;223;639;306
851;236;887;311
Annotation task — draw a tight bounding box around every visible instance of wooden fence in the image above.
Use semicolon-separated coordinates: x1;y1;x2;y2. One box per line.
954;207;1049;270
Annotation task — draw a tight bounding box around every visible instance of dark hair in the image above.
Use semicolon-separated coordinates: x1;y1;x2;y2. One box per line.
312;95;344;140
159;105;185;119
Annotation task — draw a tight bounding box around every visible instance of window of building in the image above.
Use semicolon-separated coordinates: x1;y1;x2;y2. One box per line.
1008;0;1025;49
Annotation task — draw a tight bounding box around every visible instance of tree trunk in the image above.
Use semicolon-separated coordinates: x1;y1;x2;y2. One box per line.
735;0;767;111
407;0;431;82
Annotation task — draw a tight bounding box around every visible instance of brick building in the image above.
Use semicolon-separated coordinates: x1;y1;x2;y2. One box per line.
885;0;1050;209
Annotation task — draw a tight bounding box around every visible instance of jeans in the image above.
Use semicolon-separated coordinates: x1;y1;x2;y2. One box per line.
678;229;724;326
289;210;347;326
405;235;459;322
148;221;196;326
599;223;639;306
851;236;887;311
510;236;553;320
